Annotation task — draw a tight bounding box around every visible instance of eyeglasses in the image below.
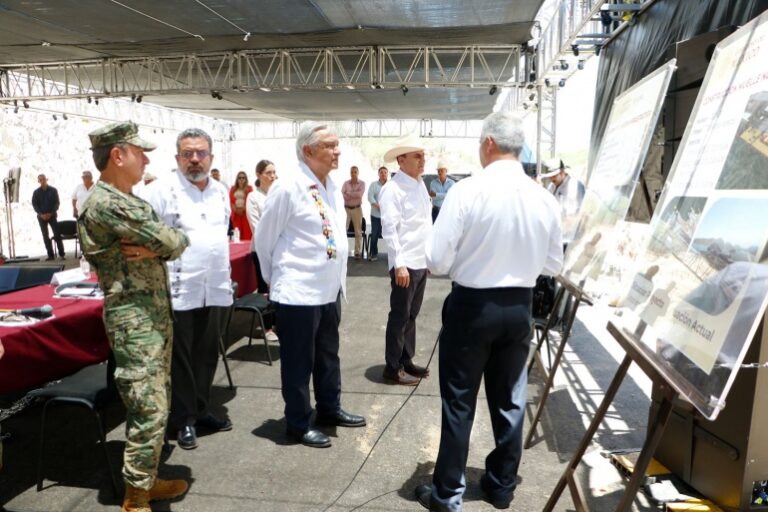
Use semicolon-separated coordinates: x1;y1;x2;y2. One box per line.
178;149;211;160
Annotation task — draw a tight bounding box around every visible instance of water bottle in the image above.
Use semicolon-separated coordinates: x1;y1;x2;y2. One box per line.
79;256;90;275
233;227;240;243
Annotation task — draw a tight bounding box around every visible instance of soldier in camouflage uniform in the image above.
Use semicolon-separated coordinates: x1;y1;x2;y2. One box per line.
78;121;190;512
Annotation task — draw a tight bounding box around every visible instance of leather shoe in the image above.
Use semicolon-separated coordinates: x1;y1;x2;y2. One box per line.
286;428;331;448
480;474;513;509
177;426;198;450
196;413;233;432
404;362;430;378
383;366;420;386
315;409;366;428
415;484;443;510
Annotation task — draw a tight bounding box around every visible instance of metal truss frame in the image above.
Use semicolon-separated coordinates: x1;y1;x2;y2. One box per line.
0;45;524;102
233;118;484;140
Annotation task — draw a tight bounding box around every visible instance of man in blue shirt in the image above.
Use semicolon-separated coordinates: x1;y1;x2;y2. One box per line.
31;174;65;260
428;162;455;223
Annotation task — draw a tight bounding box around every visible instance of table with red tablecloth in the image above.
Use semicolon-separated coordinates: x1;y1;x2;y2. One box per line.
228;241;258;298
0;285;108;394
0;244;258;395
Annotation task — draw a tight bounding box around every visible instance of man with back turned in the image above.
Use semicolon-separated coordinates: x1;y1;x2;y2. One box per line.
415;111;563;511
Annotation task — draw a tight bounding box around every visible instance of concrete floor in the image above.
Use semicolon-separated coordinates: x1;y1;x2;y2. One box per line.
0;252;661;511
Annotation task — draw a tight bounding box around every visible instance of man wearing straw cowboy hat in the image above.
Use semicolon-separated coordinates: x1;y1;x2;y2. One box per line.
379;133;433;386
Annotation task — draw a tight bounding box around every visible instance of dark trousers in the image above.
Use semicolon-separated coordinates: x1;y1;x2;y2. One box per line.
431;206;441;223
385;267;428;370
431;285;533;510
38;216;64;258
369;216;382;258
169;306;227;428
251;251;269;294
275;296;342;432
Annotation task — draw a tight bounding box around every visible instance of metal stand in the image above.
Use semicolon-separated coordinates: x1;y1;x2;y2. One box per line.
525;275;592;448
543;320;679;511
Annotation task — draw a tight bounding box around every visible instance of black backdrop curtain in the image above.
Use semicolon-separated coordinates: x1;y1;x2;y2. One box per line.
591;0;768;163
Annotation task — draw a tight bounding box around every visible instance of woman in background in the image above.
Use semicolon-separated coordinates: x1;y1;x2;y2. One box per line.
246;160;277;294
230;171;253;240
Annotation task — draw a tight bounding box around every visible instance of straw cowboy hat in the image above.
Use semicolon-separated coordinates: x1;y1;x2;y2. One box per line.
540;157;568;179
383;132;427;162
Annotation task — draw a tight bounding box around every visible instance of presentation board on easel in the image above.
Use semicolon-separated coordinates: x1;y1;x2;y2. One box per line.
561;60;677;302
544;16;768;511
612;12;768;421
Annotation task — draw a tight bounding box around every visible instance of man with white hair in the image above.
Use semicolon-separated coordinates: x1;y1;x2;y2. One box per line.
428;161;455;222
256;122;366;448
416;111;563;511
379;133;433;386
72;170;95;218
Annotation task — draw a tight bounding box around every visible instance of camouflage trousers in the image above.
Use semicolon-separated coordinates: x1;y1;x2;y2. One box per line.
105;304;173;491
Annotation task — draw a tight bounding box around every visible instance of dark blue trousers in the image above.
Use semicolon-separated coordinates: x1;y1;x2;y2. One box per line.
431;285;533;511
275;296;342;432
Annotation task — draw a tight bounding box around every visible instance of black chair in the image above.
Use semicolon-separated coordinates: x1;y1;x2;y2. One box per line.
347;217;369;259
29;358;120;495
0;267;21;293
0;265;64;293
367;225;383;260
218;282;238;390
56;220;79;258
224;292;277;366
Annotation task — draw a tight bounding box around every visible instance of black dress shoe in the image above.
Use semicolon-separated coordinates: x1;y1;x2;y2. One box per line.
480;474;513;509
404;362;430;378
286;428;331;448
315;409;366;428
414;485;437;510
177;426;198;450
196;414;233;432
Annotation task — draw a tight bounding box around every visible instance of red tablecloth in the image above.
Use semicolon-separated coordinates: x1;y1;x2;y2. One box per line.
0;245;258;394
229;241;257;297
0;284;108;394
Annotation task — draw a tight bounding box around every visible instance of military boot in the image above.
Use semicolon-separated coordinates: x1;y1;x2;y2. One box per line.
121;485;151;512
148;478;189;501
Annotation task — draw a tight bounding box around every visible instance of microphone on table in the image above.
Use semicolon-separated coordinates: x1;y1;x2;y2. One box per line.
12;304;54;319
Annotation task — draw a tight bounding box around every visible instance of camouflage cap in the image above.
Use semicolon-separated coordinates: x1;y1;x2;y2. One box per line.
88;121;156;151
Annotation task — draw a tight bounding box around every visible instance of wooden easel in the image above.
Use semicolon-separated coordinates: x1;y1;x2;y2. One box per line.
525;274;592;448
543;320;681;511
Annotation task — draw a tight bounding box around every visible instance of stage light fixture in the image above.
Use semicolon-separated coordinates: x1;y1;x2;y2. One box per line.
559;60;569;71
87;96;92;103
259;87;271;92
401;84;408;96
544;78;551;87
23;100;29;108
62;113;68;120
595;45;602;56
489;85;498;96
94;98;99;105
136;95;143;103
131;94;136;102
52;114;58;120
14;106;19;114
577;60;585;70
559;79;566;88
572;45;579;57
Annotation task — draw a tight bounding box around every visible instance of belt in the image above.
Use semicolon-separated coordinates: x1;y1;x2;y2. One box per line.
345;205;361;209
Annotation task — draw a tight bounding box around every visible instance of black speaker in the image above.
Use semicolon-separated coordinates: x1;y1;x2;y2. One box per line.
4;167;21;204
